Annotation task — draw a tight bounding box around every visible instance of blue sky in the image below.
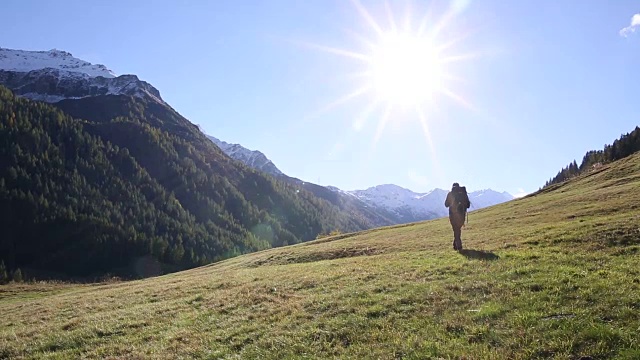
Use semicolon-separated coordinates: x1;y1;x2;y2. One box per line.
2;1;640;196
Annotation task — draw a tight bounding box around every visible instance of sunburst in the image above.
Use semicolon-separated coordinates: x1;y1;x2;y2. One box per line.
296;0;481;151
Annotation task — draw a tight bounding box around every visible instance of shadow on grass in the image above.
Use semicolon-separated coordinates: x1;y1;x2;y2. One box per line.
458;249;500;261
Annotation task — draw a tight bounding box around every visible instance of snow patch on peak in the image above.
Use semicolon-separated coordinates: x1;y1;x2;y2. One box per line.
0;48;116;78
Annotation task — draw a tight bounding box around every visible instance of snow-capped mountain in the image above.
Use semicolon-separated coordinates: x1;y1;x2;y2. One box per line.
207;135;283;176
344;185;514;222
467;189;515;210
0;48;163;104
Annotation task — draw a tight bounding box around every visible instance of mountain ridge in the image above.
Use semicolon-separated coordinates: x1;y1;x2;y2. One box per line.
206;135;283;176
0;47;164;104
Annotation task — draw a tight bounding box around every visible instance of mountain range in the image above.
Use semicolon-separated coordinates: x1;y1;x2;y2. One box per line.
202;135;513;223
341;185;512;221
0;47;512;279
0;46;513;219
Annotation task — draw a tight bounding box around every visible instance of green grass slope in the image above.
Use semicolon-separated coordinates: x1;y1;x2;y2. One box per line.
1;153;640;359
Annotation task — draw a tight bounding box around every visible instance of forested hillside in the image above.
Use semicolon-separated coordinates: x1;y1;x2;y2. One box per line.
0;86;368;280
544;126;640;187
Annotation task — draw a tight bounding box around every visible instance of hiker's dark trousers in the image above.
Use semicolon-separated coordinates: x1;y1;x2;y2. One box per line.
449;210;465;249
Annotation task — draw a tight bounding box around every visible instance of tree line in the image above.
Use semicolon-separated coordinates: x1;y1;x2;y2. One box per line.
544;126;640;187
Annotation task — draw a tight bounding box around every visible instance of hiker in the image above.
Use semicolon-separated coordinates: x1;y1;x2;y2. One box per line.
444;182;471;250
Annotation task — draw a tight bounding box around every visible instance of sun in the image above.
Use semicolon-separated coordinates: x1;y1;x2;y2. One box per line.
295;0;480;147
370;32;444;108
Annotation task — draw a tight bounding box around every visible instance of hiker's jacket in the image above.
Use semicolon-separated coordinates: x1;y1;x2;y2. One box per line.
444;189;470;216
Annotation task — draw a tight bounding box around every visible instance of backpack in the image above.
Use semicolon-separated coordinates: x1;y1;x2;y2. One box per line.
453;186;470;214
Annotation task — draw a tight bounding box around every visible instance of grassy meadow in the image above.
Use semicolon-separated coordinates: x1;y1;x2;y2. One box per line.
1;153;640;359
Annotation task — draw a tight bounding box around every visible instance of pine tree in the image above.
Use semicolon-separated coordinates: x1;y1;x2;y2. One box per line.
12;268;23;283
0;261;8;284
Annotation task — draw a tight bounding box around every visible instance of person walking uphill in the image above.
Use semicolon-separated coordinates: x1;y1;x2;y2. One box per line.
444;183;471;250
